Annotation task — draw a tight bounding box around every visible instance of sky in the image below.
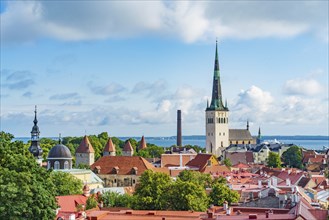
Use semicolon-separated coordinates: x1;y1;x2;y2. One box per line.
1;1;328;138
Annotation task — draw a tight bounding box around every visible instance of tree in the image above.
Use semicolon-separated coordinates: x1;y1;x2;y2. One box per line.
177;170;212;188
50;171;83;196
267;152;282;168
210;183;240;206
282;146;303;169
167;180;209;211
223;158;232;167
135;145;165;158
102;191;135;208
0;132;58;219
133;170;172;210
85;194;98;210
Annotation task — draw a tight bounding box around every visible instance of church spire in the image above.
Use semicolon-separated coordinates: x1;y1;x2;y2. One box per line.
29;105;43;161
207;40;227;111
257;127;262;144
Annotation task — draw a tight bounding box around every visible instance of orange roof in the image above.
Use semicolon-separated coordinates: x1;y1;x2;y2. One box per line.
123;141;133;152
91;156;154;176
161;154;196;167
232;162;250;169
76;135;95;153
139;136;147;150
186;154;218;171
103;138;115;153
56;195;88;212
203;165;230;174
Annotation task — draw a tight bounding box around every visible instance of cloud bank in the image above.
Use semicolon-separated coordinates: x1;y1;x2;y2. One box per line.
1;1;328;44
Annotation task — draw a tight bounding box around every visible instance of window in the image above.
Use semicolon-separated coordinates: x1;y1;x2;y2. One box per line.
223;118;226;123
221;141;223;147
54;161;60;170
64;161;69;169
219;132;221;136
47;162;51;170
208;118;214;124
223;132;225;136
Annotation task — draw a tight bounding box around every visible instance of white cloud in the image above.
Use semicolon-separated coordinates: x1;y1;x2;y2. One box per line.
1;1;327;44
283;77;324;96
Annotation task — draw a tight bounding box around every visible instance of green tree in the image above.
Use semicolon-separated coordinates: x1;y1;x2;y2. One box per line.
50;171;83;196
135;145;165;158
223;158;232;167
267;152;282;168
102;191;135;208
0;132;58;219
282;146;303;169
178;170;212;188
167;180;209;211
210;183;240;206
133;170;172;210
85;194;98;210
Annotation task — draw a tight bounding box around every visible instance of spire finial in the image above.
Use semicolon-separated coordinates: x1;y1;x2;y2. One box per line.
33;105;38;125
59;133;62;144
247;120;249;130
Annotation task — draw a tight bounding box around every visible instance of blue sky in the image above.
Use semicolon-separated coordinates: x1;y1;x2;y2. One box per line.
1;1;328;137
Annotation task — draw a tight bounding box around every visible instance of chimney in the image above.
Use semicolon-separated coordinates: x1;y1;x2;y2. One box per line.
258;180;262;188
223;201;228;210
286;178;291;186
177;110;182;147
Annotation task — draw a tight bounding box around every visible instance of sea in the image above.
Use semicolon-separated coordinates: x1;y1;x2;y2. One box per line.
15;135;329;151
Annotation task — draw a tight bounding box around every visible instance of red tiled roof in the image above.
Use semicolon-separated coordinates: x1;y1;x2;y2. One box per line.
204;165;230;175
139;136;147;150
103;138;115;153
309;156;325;163
91;156;154;176
232;162;250;169
56;195;88;212
76;135;95;153
123;141;133;152
186;154;218;171
226;152;254;166
161;154;196;167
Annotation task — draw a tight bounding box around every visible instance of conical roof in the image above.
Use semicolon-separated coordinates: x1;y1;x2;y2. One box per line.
104;138;116;153
139;136;147;150
123;140;133;152
76;135;95;153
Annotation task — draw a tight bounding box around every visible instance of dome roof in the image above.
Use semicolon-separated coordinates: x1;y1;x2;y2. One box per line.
48;144;72;159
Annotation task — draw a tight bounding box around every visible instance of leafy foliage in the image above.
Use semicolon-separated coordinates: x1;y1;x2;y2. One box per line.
223;158;232;167
86;194;98;210
267;152;282;168
167;180;209;211
282;146;303;168
210;183;240;206
133;170;172;210
0;132;58;219
135;144;165;158
177;170;212;188
50;171;83;196
102;191;135;208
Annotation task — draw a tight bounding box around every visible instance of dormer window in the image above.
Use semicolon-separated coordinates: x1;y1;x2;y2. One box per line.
131;167;138;175
112;166;119;174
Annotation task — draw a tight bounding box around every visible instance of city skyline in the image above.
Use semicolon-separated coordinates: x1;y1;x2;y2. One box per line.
1;1;328;137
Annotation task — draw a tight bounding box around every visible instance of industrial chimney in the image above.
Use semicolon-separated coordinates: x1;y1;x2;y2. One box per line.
177;110;182;147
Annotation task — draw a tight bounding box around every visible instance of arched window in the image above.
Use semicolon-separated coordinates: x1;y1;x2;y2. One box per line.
64;161;69;170
47;161;51;170
54;161;60;170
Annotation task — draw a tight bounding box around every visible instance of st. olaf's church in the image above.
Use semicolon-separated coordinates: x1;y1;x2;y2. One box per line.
205;41;256;157
28;41;257;163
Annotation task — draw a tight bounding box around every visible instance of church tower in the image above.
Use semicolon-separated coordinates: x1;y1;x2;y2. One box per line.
205;41;229;157
28;106;43;165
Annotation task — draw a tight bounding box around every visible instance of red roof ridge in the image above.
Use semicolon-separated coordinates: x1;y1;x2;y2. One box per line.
123;141;133;152
76;135;95;153
104;138;115;152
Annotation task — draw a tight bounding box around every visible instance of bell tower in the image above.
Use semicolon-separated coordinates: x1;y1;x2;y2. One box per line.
28;106;43;165
205;41;229;157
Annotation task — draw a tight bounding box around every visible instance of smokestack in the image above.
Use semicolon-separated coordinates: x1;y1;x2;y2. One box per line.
177;110;182;147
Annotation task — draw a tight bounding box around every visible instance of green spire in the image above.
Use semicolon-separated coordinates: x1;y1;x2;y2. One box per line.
207;40;228;111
